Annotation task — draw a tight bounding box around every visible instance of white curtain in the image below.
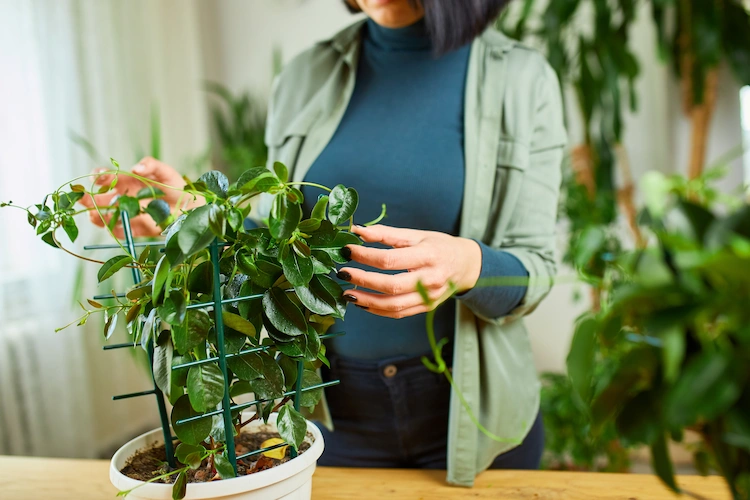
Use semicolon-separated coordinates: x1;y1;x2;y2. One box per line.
0;0;209;458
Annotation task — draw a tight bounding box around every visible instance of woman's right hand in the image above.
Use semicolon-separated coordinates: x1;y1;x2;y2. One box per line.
78;157;196;238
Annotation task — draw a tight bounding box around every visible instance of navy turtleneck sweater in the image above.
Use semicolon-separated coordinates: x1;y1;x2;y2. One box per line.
301;19;527;360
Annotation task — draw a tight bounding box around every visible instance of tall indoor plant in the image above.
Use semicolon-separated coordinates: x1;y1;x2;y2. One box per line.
566;171;750;499
2;161;366;499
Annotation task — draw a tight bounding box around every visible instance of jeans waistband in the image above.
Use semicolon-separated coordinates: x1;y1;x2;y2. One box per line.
327;345;454;374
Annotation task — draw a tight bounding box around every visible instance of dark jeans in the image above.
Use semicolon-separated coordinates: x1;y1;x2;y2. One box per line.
317;350;544;469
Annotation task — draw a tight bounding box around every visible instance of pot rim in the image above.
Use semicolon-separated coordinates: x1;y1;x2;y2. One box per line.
109;412;324;498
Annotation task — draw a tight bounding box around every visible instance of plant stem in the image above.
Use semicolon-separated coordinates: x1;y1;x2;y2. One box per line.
238;396;292;430
286;182;332;193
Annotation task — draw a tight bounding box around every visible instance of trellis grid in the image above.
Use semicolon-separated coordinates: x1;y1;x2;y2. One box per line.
87;211;340;475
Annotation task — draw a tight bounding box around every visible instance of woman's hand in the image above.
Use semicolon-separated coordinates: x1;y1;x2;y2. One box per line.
78;157;199;238
337;225;482;318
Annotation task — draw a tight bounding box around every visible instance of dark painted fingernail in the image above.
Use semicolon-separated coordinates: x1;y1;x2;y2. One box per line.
355;304;369;310
340;246;352;261
343;294;357;303
337;270;352;281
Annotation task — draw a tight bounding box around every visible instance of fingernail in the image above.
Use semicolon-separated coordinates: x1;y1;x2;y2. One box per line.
340;246;352;261
337;270;352;281
132;163;145;173
343;294;357;303
355;304;369;310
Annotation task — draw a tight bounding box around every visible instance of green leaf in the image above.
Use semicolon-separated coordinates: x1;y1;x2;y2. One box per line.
590;347;658;427
97;255;133;283
104;312;118;340
214;453;235;479
153;336;174;396
62;216;78;242
227;207;244;231
615;389;661;445
298;218;321;233
187;261;213;295
175;443;205;469
278;355;298;390
40;231;59;248
276;336;306;358
299;369;323;408
152;255;170;304
172;309;211;355
135;187;165;200
280;243;313;287
197;171;229;198
57;191;84;210
651;433;679;492
171;394;212;446
207;204;226;238
145;199;171;226
311;195;329;221
273;161;289;183
248;353;285;399
118;195;141;218
227;351;263;381
269;195;301;240
236;251;258;276
661;326;685;383
573;225;606;269
566;315;597;403
307;221;362;263
303;325;321;362
244;258;282;289
172;470;187;500
277;405;306;451
263;288;308;337
178;205;216;257
222;310;257;337
187;362;225;412
172;354;191;386
310;250;335;275
664;352;742;428
230;380;253;398
158;290;187;326
238;279;264;323
327;185;358;226
208;325;247;354
294;274;345;318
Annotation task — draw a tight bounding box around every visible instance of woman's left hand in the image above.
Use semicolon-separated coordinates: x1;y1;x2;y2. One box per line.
337;225;482;319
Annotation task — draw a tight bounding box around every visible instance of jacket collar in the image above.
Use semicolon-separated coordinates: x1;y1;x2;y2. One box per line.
323;18;516;58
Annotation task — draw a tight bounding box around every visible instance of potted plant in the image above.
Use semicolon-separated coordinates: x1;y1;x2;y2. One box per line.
566;170;750;499
2;160;368;499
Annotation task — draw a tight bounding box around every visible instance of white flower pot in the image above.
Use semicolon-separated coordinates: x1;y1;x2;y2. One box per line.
110;413;324;500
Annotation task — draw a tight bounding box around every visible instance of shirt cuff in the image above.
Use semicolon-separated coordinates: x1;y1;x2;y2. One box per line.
456;240;529;319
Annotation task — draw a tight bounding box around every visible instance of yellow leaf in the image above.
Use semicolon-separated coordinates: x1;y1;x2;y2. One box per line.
260;438;287;459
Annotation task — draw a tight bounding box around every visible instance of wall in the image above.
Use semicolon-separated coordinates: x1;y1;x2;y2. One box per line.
197;0;747;373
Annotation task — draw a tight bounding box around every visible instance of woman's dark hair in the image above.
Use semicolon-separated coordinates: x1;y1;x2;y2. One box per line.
344;0;511;54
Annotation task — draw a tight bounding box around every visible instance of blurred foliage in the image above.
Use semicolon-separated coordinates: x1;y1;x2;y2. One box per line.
501;0;750;281
567;170;750;499
205;82;268;184
540;372;631;471
652;0;750;107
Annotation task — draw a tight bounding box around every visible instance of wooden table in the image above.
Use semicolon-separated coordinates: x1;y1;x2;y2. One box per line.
0;455;731;499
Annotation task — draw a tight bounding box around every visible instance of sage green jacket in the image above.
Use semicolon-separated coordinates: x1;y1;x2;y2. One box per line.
261;20;566;487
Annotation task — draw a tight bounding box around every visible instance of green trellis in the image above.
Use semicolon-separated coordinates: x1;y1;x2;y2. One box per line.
90;211;341;474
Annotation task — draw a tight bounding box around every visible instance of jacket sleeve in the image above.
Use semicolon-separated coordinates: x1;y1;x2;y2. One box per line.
465;60;566;324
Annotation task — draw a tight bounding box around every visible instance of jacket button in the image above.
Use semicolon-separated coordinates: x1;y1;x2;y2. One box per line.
383;365;398;378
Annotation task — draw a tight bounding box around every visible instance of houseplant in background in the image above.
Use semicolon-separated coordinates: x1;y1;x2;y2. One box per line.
205;82;268;184
1;161;367;499
501;0;750;473
566;169;750;499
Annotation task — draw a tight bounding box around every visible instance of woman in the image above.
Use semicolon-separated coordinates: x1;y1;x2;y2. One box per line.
84;0;566;486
